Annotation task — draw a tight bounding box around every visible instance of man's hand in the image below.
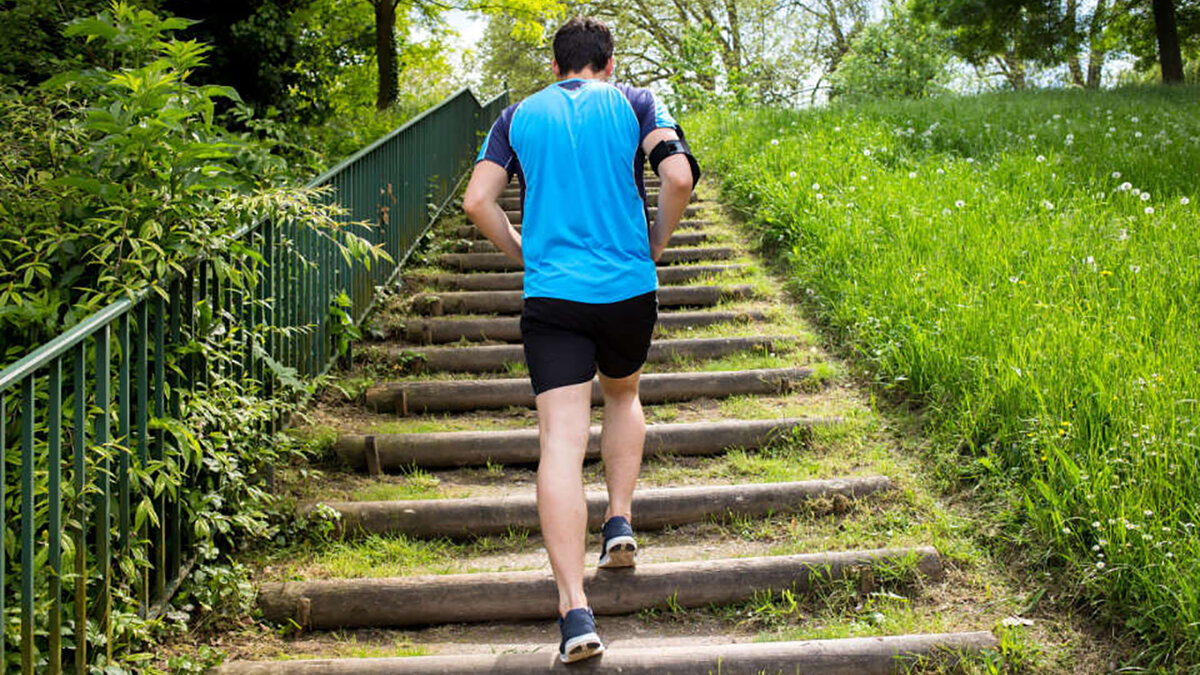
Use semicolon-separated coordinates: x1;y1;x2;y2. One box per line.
463;161;522;263
643;128;695;261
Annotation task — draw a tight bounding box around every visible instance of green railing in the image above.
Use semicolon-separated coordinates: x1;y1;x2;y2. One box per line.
0;87;507;674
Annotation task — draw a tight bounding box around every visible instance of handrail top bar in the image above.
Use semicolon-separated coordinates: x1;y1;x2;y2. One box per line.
307;87;494;189
0;293;141;394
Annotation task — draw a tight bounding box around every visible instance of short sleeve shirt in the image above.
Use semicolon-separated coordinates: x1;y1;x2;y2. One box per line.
476;79;678;303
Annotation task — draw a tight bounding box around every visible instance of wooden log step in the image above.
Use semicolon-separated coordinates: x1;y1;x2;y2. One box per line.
371;335;788;374
438;247;735;272
336;417;831;469
412;264;748;292
214;632;999;675
312;477;891;537
256;547;943;629
410;285;753;317
401;309;767;344
452;230;709;253
505;206;698;225
452;219;713;238
365;367;814;414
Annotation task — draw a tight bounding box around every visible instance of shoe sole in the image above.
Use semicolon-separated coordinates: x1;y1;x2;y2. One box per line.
598;536;637;569
560;632;605;663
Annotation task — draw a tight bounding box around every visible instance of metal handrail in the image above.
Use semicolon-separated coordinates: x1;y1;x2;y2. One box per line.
0;86;508;674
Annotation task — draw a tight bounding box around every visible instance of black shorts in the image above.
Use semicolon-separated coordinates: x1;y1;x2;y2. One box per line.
520;291;658;396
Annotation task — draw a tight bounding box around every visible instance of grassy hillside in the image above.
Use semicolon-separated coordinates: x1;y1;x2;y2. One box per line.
687;86;1200;669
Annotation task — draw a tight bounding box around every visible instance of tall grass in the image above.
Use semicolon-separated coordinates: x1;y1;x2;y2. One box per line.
688;86;1200;668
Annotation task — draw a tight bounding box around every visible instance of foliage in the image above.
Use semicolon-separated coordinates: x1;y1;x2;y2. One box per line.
828;5;951;102
474;11;558;101
689;85;1200;668
1;2;385;670
0;0;118;88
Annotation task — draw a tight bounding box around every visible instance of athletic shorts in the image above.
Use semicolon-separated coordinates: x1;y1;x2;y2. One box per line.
520;291;658;396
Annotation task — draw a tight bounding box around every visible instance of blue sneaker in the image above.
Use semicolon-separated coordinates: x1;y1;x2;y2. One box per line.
558;607;604;663
598;515;637;569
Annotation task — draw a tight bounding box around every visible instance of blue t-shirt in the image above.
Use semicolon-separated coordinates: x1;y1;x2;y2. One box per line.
476;79;678;303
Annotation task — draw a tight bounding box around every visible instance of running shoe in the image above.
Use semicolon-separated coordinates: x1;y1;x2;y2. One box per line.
598;515;637;569
558;607;604;663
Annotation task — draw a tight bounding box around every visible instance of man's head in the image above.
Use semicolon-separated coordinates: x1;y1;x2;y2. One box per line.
552;17;614;79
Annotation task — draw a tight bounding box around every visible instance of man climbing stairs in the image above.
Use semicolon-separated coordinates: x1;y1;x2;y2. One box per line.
213;176;1001;674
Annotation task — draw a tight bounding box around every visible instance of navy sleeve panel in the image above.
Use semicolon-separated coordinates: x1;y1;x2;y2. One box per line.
616;84;678;144
476;103;520;175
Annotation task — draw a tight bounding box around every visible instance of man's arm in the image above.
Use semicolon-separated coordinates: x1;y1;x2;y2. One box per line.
463;161;522;263
643;127;695;262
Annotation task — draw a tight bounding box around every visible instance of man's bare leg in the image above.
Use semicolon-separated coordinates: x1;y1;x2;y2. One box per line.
536;380;594;617
598;370;645;523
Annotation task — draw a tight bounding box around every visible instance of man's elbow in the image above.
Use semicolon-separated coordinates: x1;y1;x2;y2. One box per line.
462;191;489;220
661;162;695;195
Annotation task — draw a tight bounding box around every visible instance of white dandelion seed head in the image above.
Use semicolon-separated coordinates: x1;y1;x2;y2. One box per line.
1119;182;1132;191
834;126;841;132
789;171;797;178
812;183;820;191
1112;171;1121;179
1042;200;1055;210
1132;188;1142;196
1135;131;1143;138
956;200;966;208
966;157;974;163
936;168;945;175
908;172;917;179
1130;265;1140;273
770;138;780;146
1181;197;1191;205
1131;116;1139;123
1145;206;1155;215
863;148;871;156
1141;192;1151;201
815;193;824;200
1037;155;1046;163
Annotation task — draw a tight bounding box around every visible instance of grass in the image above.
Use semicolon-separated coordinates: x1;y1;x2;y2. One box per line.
688;85;1200;669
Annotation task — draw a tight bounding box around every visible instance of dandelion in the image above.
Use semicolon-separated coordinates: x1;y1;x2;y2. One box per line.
1130;265;1141;273
1092;522;1101;529
1065;133;1074;145
1028;134;1036;140
812;182;820;191
1135;131;1143;138
1092;545;1101;552
955;200;966;208
1042;200;1055;210
1145;206;1155;215
1112;171;1121;179
1009;275;1020;283
942;208;952;215
966;157;974;163
1131;116;1139;123
1140;192;1151;201
936;168;945;175
815;193;824;200
770;138;780;146
789;171;797;178
1053;114;1062;120
1037;155;1046;163
1132;188;1141;196
1182;197;1191;205
1108;127;1116;133
908;171;917;179
1144;510;1153;517
1119;182;1132;191
834;126;841;132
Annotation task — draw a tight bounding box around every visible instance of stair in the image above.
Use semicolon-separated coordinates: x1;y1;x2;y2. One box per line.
219;176;1000;671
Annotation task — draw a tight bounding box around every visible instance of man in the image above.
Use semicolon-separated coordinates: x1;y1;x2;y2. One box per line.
462;16;699;663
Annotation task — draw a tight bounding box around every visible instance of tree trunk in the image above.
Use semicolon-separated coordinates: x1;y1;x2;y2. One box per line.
1152;0;1184;83
1066;0;1085;86
374;0;399;110
997;52;1026;90
1086;0;1107;88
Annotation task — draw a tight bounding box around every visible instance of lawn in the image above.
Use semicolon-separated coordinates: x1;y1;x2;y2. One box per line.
687;85;1200;669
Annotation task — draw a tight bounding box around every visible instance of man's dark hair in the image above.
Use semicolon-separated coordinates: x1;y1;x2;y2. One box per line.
553;17;613;74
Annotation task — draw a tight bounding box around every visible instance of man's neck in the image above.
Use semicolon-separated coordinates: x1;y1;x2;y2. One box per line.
559;68;607;81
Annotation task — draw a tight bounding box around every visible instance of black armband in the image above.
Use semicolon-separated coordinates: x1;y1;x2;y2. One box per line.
649;137;701;184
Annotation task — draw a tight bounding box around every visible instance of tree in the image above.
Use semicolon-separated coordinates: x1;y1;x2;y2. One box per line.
828;5;951;101
910;0;1066;89
474;12;558;100
1108;0;1199;82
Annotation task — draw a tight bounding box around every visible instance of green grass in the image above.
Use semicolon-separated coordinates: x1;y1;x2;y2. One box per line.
688;85;1200;669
